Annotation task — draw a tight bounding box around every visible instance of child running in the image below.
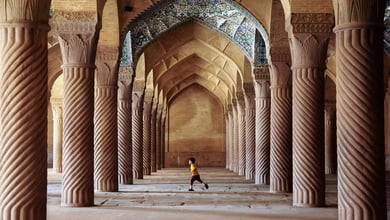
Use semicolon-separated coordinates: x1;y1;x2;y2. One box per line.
188;157;209;191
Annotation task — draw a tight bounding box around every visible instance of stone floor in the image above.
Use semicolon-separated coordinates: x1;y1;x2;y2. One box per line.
47;167;340;220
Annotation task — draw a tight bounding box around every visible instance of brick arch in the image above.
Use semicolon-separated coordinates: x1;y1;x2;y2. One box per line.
124;0;268;66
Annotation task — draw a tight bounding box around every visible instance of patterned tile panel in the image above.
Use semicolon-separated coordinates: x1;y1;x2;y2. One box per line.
385;0;390;54
120;32;132;67
125;0;269;65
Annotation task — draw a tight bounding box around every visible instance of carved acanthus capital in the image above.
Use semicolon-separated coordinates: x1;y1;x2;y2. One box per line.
118;67;134;100
144;90;154;104
132;80;146;109
0;1;51;23
270;62;291;88
243;83;255;98
54;11;99;66
95;46;119;86
236;92;245;108
290;34;330;69
51;98;63;119
333;1;385;25
253;66;270;82
291;13;334;33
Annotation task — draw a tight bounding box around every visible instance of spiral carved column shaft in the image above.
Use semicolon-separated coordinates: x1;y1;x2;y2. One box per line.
0;16;50;219
132;81;145;179
232;102;239;173
156;109;163;170
143;94;153;175
94;48;119;192
324;102;336;174
254;66;271;185
151;107;157;172
225;115;230;169
56;12;99;206
244;84;256;180
227;108;234;171
237;95;246;176
62;66;95;206
269;53;292;193
118;68;133;184
290;29;330;207
334;1;387;218
161;114;167;168
51;99;63;173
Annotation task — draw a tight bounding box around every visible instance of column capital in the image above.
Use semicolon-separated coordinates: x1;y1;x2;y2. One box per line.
333;1;385;25
54;11;98;33
132;80;145;111
243;83;255;98
269;47;291;64
95;46;119;87
291;13;334;34
236;92;245;107
54;11;99;66
253;66;270;82
253;66;270;98
290;33;330;69
118;67;134;100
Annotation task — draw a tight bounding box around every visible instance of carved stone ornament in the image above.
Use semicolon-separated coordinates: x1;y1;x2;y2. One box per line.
269;47;291;64
291;13;334;33
254;66;270;82
243;83;255;98
54;11;97;33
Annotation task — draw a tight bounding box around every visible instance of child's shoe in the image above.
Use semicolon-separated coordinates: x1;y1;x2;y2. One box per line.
188;188;194;191
205;184;209;189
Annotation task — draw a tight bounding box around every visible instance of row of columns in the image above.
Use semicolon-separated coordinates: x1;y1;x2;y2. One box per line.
0;0;386;219
224;2;387;219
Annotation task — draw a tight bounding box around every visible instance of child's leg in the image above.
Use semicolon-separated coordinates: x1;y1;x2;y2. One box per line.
189;176;195;191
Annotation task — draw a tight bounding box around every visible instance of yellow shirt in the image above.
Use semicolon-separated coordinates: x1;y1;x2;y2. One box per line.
190;164;199;176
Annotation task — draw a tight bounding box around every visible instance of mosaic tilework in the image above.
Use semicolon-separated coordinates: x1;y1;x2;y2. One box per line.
126;0;269;65
120;32;132;67
385;0;390;54
254;30;267;66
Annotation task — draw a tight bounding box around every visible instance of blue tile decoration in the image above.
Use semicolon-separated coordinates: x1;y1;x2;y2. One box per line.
124;0;269;65
254;30;267;66
120;32;132;67
385;0;390;54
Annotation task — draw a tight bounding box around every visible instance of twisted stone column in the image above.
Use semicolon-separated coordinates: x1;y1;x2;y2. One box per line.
150;105;158;172
132;80;145;179
0;2;50;218
232;100;239;173
237;93;246;176
290;13;332;207
227;105;234;171
94;47;119;192
244;83;256;180
254;66;271;185
334;1;387;219
143;91;153;175
51;98;63;173
225;113;230;169
324;102;336;174
269;47;292;193
118;67;133;184
161;110;167;168
56;11;99;206
156;106;163;170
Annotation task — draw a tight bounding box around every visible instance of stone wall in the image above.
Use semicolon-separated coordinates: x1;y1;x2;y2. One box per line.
167;84;226;167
